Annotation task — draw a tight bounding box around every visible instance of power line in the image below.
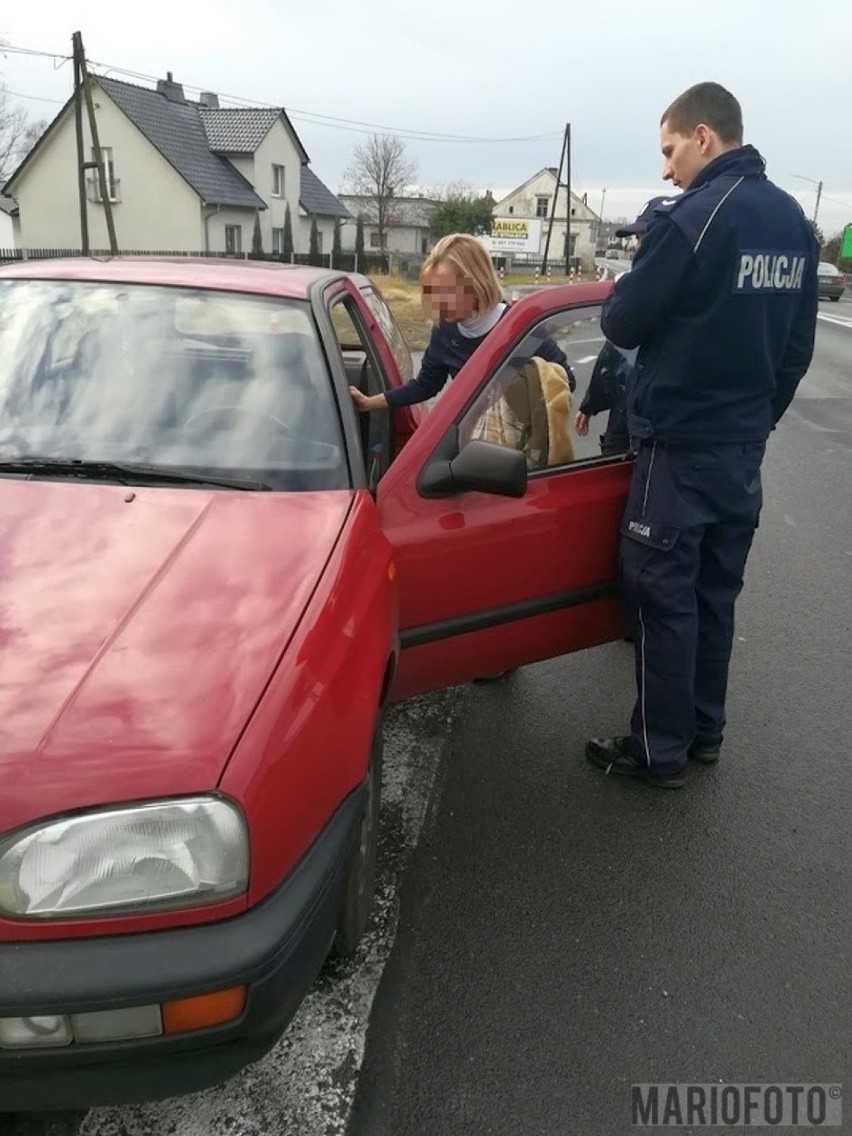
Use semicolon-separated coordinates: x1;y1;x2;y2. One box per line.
4;88;65;104
1;41;561;144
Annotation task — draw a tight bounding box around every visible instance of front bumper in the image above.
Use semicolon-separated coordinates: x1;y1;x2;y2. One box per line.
0;785;363;1111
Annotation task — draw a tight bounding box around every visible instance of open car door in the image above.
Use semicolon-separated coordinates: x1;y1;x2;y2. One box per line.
378;282;633;702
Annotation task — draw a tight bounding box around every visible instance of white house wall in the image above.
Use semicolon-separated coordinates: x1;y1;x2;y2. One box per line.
250;122;303;253
298;213;337;257
0;211;15;249
337;219;428;255
14;89;203;251
494;171;599;265
203;207;261;254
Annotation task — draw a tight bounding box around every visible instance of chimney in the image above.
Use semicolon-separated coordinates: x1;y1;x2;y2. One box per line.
199;91;220;109
156;72;186;104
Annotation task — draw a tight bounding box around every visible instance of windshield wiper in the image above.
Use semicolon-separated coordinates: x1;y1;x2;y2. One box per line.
0;459;272;491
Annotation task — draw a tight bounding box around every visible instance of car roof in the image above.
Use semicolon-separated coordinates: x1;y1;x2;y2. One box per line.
817;261;840;273
0;257;372;299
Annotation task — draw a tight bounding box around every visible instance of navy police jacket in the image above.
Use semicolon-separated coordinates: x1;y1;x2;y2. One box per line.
385;307;575;410
600;145;818;445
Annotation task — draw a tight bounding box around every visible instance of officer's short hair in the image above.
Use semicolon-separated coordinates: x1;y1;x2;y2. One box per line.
420;233;503;315
661;82;743;145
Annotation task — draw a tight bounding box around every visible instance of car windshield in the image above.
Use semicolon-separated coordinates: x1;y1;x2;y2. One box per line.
817;263;840;276
0;279;349;491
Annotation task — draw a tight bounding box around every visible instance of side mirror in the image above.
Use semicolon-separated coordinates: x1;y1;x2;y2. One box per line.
419;436;528;499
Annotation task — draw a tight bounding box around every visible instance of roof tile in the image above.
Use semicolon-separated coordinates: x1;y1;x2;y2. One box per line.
98;77;265;210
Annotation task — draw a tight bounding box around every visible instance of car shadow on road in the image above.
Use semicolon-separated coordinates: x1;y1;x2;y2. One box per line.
0;1113;87;1136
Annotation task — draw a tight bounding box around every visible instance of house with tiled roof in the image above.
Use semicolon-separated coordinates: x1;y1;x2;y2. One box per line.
491;168;599;269
337;194;440;256
2;73;347;256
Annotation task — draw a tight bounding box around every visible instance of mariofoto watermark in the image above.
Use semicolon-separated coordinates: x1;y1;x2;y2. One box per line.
632;1084;842;1127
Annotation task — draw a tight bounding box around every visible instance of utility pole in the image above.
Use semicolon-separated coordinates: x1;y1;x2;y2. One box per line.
791;173;824;227
541;123;569;275
72;34;89;254
72;31;118;255
597;186;607;246
563;123;572;276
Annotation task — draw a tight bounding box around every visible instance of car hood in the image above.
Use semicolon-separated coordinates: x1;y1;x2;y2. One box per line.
0;480;353;832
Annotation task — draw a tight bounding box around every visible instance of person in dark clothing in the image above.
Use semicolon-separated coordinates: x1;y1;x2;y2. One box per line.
585;81;818;790
575;198;669;456
575;340;632;456
350;232;574;414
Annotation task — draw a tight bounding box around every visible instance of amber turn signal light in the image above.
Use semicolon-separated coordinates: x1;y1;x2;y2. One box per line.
162;986;247;1035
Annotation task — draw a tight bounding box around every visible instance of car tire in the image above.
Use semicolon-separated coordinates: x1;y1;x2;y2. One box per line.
333;718;383;957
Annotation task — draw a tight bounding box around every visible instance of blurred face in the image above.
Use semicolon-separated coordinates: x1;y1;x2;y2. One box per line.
660;121;713;190
422;261;479;323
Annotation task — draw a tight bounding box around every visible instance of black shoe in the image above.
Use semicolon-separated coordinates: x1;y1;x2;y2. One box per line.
688;739;721;764
585;736;686;789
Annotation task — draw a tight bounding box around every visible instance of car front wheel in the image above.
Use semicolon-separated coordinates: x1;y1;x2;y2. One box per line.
333;719;383;956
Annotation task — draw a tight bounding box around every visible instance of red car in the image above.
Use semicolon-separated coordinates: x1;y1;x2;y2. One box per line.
0;259;629;1108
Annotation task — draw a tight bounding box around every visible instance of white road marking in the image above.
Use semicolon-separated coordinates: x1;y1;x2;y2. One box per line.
576;355;599;365
78;690;466;1136
817;311;852;329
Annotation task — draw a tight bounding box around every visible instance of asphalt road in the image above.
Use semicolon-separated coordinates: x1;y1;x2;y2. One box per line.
347;299;852;1136
3;298;849;1136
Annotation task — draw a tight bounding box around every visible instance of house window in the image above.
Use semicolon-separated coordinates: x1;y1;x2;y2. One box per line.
508;205;514;215
272;227;286;254
536;196;550;218
225;225;242;255
272;165;285;197
90;146;118;202
369;232;382;248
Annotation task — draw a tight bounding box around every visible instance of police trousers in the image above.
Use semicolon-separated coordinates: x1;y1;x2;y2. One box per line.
619;439;766;772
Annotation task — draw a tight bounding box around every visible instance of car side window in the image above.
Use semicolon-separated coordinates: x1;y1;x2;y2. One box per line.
458;304;631;472
329;297;394;487
360;286;414;383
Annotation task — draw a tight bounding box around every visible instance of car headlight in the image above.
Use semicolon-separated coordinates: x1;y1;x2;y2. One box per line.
0;797;249;919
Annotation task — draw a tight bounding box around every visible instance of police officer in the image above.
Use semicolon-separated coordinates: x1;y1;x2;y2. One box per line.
586;81;818;789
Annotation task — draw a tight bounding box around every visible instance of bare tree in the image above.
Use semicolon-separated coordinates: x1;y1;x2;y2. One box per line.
0;80;29;184
1;35;47;185
344;133;417;255
20;116;48;154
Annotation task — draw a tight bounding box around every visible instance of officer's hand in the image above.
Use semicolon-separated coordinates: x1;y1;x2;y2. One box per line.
574;411;590;436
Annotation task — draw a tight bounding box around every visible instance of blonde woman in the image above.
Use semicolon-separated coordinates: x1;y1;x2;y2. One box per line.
349;233;575;413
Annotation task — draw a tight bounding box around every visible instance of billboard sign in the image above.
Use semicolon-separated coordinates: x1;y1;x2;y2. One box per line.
488;217;542;254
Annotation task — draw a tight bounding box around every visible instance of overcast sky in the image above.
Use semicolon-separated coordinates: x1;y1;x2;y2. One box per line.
3;0;851;236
